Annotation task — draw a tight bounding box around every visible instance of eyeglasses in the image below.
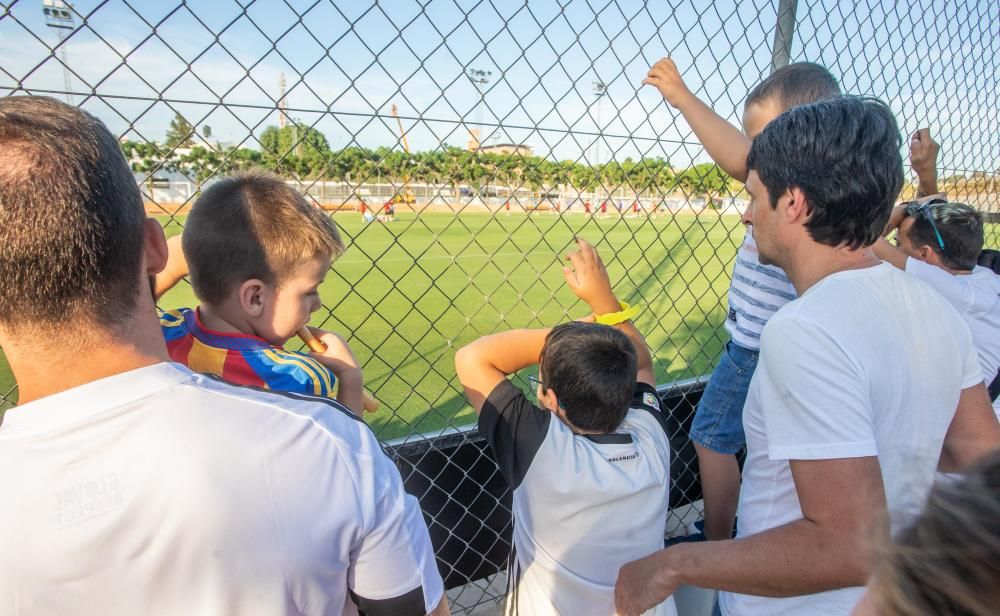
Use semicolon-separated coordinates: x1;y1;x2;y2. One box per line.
904;201;946;251
528;375;544;389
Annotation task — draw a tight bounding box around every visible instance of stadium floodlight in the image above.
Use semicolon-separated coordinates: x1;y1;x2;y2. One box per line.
466;68;492;146
592;80;607;167
41;0;75;104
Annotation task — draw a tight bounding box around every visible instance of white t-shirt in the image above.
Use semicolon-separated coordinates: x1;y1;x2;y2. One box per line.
725;230;798;350
479;381;677;616
0;363;443;616
720;263;981;616
905;258;1000;417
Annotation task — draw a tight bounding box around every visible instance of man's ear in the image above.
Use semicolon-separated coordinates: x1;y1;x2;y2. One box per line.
238;279;268;318
785;187;809;223
919;245;942;266
143;218;169;276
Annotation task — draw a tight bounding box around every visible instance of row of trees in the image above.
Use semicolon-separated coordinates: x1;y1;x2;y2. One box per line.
124;114;741;200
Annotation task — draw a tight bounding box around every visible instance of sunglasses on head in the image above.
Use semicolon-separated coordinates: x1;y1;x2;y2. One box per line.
903;200;946;251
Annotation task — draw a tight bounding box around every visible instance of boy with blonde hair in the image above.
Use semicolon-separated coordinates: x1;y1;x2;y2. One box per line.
643;59;840;541
157;173;367;414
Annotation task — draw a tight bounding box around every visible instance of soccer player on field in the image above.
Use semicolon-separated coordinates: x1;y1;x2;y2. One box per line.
456;238;677;616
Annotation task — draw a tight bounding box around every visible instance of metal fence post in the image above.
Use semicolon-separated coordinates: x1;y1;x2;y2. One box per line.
770;0;799;73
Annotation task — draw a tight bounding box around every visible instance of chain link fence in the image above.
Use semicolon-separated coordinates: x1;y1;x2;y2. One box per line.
2;0;998;612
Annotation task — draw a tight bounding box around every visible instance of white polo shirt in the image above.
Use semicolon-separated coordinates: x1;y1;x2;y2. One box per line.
479;380;677;616
0;363;443;616
720;263;982;616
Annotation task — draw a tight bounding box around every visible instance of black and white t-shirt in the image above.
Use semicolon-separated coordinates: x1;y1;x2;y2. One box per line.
479;380;677;616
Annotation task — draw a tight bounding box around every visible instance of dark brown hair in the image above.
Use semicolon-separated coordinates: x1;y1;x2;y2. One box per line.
0;96;146;333
539;322;637;433
746;96;903;250
182;173;345;305
905;202;984;271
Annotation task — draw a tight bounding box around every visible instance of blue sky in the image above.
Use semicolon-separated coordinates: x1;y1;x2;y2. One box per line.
1;0;996;175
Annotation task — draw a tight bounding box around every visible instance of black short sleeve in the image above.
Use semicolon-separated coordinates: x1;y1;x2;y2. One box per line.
631;382;669;436
477;379;551;490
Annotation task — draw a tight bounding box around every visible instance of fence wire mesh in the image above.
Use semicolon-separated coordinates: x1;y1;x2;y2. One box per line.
1;0;998;611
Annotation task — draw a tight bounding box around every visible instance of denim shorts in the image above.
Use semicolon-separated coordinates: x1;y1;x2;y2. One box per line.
689;341;759;454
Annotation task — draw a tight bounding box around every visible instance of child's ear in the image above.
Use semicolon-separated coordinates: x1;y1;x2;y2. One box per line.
539;387;561;414
238;279;268;318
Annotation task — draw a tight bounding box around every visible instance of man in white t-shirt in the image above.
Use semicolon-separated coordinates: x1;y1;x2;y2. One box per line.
870;132;1000;418
614;97;1000;616
875;200;1000;417
455;238;676;616
0;96;446;615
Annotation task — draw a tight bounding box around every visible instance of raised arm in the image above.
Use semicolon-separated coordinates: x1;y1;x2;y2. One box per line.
455;328;552;414
872;203;910;269
909;128;940;198
644;57;753;182
562;237;655;386
455;238;655;412
874;129;945;269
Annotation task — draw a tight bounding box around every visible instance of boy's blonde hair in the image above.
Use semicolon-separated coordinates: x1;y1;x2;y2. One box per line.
182;172;345;305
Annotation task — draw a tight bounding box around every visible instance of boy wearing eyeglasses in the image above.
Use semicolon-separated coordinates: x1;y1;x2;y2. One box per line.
454;238;676;616
873;129;1000;417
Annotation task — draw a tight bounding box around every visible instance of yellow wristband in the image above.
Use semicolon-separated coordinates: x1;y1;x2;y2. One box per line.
594;301;641;326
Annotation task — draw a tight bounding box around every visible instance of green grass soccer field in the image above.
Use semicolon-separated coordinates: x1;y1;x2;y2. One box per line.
1;211;748;439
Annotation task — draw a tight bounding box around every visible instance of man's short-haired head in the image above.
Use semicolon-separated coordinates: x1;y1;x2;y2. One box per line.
899;202;984;271
182;173;345;306
746;96;904;250
745;62;841;111
0;96;146;334
538;322;637;433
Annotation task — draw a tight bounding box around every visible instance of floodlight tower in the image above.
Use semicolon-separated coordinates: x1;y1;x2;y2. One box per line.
278;72;288;129
467;68;492;147
592;80;607;167
41;0;75;104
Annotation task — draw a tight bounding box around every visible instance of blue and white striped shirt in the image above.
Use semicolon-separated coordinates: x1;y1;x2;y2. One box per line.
724;229;797;350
